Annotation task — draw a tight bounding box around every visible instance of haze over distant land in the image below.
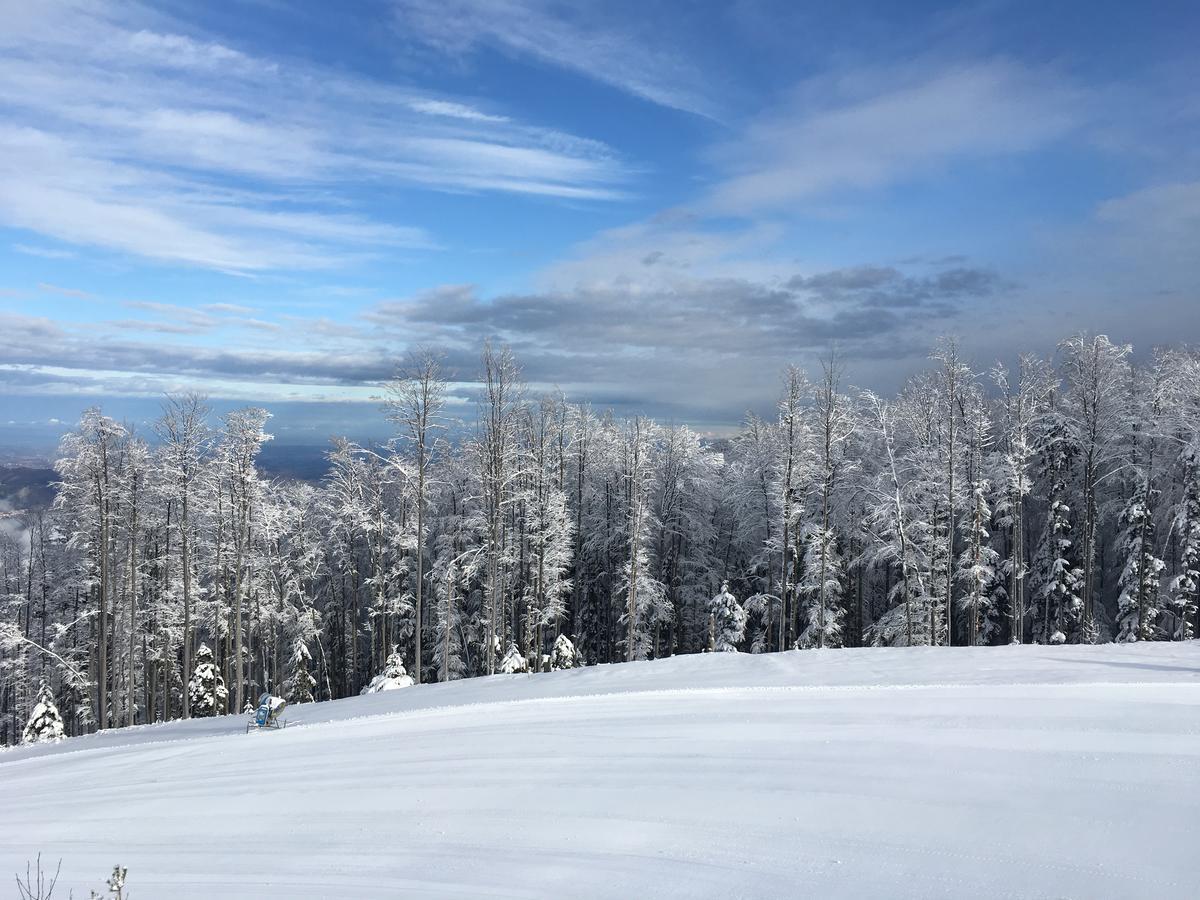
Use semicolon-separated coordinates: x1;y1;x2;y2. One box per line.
1;0;1198;444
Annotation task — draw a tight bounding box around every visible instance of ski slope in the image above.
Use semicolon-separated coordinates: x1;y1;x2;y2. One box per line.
3;643;1199;899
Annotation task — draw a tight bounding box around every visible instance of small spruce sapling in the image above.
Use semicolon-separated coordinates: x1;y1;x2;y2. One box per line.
499;642;529;674
22;683;65;744
187;643;228;717
361;648;415;693
549;634;579;670
708;583;746;652
288;639;317;704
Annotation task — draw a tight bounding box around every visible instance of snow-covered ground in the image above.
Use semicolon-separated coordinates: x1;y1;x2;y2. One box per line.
4;643;1199;899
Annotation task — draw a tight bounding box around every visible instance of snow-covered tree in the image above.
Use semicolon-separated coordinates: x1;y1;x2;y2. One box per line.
956;386;999;646
187;643;227;718
54;408;127;730
385;349;447;687
1168;446;1200;640
618;417;672;661
361;648;415;693
1115;356;1170;643
1031;404;1083;644
549;633;578;670
499;642;529;674
521;395;575;662
800;353;855;650
216;407;272;713
22;683;65;744
708;583;746;652
992;357;1051;642
1115;484;1164;642
774;366;811;651
931;338;973;644
796;524;846;649
860;392;932;647
1059;334;1131;636
154;393;211;719
287;640;316;705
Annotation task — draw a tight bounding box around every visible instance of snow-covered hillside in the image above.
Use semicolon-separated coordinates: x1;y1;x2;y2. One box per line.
4;643;1199;899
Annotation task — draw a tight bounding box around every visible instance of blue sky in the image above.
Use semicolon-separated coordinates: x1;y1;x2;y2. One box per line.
1;0;1198;449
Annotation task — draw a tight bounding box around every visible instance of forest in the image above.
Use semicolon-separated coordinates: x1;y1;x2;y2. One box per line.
2;334;1198;743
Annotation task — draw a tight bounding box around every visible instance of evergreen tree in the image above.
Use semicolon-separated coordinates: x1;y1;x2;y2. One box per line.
708;583;746;652
499;642;529;674
1115;483;1164;642
23;683;65;744
1032;415;1083;644
957;479;999;645
288;639;316;704
187;643;228;717
549;634;578;670
361;648;415;693
796;524;846;649
1167;447;1200;640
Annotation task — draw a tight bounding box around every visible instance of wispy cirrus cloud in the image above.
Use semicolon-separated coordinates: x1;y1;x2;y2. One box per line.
13;243;75;260
0;0;631;272
37;282;94;299
707;59;1084;214
392;0;719;118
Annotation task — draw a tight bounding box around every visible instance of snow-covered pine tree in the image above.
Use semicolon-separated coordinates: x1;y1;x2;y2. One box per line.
361;647;415;693
932;338;973;645
1116;356;1168;643
1059;334;1131;637
957;479;999;646
1168;446;1200;640
287;639;316;704
549;633;578;670
22;683;65;744
187;643;228;717
742;593;779;653
499;642;529;674
708;582;746;652
1115;482;1165;642
1031;405;1083;644
956;385;999;646
795;523;846;649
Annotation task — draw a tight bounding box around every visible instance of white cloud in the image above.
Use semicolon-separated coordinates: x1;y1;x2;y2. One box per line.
12;243;75;259
392;0;717;118
707;60;1083;215
1095;180;1200;264
408;99;509;123
0;1;631;272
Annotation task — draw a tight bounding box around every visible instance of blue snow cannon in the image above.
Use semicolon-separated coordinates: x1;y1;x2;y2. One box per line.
247;692;288;732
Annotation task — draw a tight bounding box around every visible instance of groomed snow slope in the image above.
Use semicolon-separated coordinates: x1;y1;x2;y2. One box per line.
3;643;1199;899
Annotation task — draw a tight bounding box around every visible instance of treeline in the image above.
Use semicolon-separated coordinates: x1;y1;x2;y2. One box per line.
2;335;1198;742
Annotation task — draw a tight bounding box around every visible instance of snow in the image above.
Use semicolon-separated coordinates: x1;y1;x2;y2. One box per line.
3;642;1199;898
